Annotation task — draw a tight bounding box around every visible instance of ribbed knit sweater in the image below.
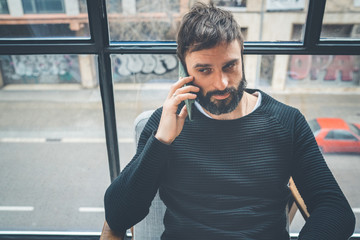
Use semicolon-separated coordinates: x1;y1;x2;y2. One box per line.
105;89;355;239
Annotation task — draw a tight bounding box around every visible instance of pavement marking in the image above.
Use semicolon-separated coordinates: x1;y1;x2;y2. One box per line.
62;138;106;143
114;83;172;90
290;233;360;238
0;206;34;211
353;208;360;213
0;138;46;143
79;207;105;213
0;231;101;236
0;138;134;143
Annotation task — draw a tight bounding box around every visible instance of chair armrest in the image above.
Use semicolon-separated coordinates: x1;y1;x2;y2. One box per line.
100;221;125;240
289;177;310;220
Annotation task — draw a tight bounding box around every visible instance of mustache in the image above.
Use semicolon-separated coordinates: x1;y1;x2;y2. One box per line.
205;87;237;98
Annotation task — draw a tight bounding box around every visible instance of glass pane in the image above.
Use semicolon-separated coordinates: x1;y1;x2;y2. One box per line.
111;53;177;169
107;0;308;42
111;53;360;235
0;54;110;232
0;0;90;38
286;55;360;88
256;54;360;233
321;0;360;39
252;54;360;91
0;55;92;84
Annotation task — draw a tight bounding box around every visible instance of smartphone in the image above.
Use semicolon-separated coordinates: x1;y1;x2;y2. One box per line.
178;61;195;121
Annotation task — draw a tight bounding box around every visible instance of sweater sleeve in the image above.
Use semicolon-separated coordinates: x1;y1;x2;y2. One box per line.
104;110;172;234
291;111;355;240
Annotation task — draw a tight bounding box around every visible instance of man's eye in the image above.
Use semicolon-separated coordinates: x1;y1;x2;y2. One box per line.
198;68;212;74
224;63;235;70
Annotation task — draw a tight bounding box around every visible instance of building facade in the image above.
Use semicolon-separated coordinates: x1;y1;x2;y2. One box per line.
0;0;359;92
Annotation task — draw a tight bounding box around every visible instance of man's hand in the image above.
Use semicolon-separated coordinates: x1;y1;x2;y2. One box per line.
155;76;199;145
100;221;125;240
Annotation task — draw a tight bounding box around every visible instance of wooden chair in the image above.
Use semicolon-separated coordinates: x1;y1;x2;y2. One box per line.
101;111;310;240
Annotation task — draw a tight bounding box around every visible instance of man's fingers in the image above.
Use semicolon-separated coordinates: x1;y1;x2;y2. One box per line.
172;93;197;105
178;105;188;121
174;85;199;96
168;76;195;98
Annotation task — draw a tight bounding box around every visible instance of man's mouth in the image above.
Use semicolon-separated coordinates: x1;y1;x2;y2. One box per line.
212;92;231;100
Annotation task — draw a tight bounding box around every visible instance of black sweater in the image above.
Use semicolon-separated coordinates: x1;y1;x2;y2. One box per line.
105;89;355;239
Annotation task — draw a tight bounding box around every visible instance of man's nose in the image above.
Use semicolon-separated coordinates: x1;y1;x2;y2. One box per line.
212;72;229;91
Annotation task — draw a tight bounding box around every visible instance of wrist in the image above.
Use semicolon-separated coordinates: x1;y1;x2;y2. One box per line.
154;131;173;145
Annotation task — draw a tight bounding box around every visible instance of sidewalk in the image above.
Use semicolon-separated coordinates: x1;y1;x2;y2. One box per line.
1;84;360;141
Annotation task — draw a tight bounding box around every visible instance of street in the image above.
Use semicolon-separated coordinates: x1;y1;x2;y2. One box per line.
0;86;359;234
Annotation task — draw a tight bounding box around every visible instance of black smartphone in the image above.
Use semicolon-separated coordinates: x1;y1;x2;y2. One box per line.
178;61;195;121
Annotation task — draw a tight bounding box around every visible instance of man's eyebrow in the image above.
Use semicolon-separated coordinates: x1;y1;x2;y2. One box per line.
193;59;240;69
193;63;212;68
223;59;239;67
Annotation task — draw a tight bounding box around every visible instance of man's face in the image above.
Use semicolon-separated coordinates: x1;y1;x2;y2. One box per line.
185;40;246;115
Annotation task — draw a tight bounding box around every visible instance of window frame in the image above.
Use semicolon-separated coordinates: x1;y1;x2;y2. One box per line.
0;0;359;190
0;0;359;238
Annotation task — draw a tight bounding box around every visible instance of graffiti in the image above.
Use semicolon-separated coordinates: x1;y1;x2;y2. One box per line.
113;54;178;77
0;55;80;84
289;55;359;82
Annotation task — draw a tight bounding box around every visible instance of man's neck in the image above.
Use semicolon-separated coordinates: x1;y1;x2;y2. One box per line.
202;92;258;120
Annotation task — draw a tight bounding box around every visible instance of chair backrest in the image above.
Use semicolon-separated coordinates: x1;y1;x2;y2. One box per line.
133;110;165;240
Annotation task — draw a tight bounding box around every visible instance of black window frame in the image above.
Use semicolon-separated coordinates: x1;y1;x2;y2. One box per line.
0;0;359;239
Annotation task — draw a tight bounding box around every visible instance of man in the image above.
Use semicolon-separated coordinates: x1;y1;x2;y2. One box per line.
105;3;355;239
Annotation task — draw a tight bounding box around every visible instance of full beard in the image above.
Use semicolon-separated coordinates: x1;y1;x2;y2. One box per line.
196;77;247;115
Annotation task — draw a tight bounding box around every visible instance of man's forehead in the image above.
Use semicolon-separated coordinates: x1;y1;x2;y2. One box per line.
185;42;242;66
188;40;240;54
185;40;241;57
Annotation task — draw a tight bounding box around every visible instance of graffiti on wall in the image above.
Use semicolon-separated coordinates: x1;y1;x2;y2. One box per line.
0;55;80;84
289;55;359;83
112;54;178;78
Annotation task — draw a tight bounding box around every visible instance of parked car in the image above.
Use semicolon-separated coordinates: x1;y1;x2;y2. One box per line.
308;118;360;154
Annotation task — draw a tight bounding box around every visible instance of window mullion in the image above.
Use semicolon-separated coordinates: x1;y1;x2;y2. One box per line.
87;0;120;182
303;0;326;50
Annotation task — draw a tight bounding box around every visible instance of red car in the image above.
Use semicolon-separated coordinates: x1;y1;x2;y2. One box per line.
308;118;360;154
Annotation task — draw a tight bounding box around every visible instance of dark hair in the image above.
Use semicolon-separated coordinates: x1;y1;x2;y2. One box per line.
177;2;244;67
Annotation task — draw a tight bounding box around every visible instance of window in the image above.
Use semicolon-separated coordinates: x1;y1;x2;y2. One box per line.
107;0;180;41
326;130;358;141
213;0;246;8
106;0;122;13
0;0;360;239
266;0;305;12
286;55;360;88
334;130;358;140
0;0;9;14
0;55;84;84
0;54;109;232
22;0;65;14
136;0;179;13
0;0;90;38
107;0;308;41
322;1;360;39
350;123;360;136
325;131;334;139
